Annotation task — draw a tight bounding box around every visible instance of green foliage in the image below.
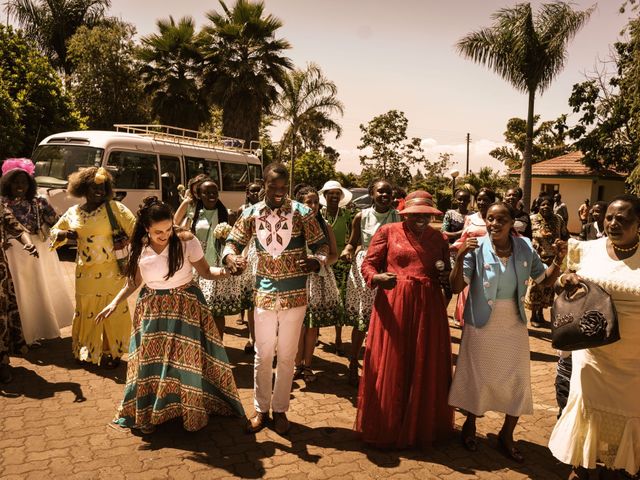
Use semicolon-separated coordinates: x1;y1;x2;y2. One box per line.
457;1;593;209
138;16;208;130
200;0;292;147
6;0;111;75
291;151;336;188
0;25;81;159
67;22;149;129
334;171;359;189
459;167;518;197
568;16;640;192
490;115;570;169
358;110;425;188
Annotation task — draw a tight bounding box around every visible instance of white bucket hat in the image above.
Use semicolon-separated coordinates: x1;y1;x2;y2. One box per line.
319;180;353;208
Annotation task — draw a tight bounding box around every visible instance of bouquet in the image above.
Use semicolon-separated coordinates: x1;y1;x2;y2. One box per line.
213;222;232;241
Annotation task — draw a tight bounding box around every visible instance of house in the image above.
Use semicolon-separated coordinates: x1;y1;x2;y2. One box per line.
510;151;626;233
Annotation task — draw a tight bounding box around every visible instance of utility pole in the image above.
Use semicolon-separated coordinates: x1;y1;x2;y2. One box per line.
465;133;470;175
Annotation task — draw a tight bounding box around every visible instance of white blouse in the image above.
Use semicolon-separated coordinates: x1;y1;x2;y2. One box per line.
139;237;204;289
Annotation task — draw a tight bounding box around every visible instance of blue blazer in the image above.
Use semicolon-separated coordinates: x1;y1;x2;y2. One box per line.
463;235;547;328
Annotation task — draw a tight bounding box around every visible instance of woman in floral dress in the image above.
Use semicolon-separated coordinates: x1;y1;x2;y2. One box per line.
50;167;135;367
525;195;569;327
1;158;73;345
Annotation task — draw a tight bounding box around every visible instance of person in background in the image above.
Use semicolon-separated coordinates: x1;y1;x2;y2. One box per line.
294;186;341;383
237;181;262;354
342;179;401;386
549;195;640;479
173;173;208;228
579;201;608;241
553;193;569;226
505;187;532;239
0;202;38;383
442;189;472;244
526;195;569;328
318;180;352;356
50;167;135;367
531;190;546;214
392;186;407;212
357;191;454;450
578;199;590;226
191;178;237;340
1;158;73;347
223;163;328;435
96;197;244;433
449;201;566;462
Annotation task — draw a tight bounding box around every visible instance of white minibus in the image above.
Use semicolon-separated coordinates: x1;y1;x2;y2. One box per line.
32;124;263;214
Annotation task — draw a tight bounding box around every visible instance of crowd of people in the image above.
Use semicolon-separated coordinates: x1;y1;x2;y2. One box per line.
0;157;638;479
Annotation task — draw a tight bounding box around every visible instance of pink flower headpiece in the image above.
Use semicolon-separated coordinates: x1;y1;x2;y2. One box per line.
2;158;36;176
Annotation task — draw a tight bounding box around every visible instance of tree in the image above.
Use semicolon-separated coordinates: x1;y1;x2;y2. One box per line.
292;151;337;188
138;16;207;130
0;25;81;159
490;115;570;170
460;167;518;196
411;153;454;211
567;18;640;189
200;0;292;147
6;0;111;76
67;22;149;129
273;63;344;192
457;2;593;211
358;110;425;188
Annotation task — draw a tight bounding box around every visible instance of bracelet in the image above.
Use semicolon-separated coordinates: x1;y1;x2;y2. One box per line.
552;258;563;268
557;273;567;288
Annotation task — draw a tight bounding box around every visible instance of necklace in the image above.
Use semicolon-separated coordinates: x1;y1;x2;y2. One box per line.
611;237;639;252
324;207;341;227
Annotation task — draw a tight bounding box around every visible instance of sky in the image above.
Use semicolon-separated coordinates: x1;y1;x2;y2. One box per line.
109;0;632;175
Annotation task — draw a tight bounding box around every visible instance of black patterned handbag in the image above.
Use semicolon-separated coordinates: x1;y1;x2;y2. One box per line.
551;279;620;351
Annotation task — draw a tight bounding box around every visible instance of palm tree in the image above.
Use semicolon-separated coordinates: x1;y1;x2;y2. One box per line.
6;0;111;76
457;2;592;211
199;0;292;148
274;63;344;191
138;16;208;131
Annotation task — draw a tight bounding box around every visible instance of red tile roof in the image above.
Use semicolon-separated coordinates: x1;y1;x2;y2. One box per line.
509;151;624;178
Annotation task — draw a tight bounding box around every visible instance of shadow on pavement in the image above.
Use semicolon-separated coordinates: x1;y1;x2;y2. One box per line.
0;366;86;402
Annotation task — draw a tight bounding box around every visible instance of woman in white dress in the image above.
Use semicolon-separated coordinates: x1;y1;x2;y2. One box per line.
449;202;566;463
549;195;640;479
1;158;73;345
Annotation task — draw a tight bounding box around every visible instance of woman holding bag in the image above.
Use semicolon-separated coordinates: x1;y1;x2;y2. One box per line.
50;167;135;367
549;195;640;479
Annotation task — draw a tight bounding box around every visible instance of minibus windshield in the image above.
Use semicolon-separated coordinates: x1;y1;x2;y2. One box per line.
33;145;104;187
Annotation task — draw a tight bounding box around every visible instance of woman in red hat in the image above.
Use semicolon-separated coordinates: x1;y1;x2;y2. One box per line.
355;190;455;450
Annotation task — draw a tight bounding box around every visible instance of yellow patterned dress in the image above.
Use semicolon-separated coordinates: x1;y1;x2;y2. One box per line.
51;201;135;364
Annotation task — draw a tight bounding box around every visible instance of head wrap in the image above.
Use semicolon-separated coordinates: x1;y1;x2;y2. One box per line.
2;158;35;176
94;167;109;184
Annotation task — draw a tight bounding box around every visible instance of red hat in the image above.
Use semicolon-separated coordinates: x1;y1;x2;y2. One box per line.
399;190;442;215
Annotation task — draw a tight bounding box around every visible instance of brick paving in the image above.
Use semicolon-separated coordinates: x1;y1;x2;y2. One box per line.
0;265;570;479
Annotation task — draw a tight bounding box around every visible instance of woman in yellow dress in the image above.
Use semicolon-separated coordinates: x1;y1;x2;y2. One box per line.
51;167;135;367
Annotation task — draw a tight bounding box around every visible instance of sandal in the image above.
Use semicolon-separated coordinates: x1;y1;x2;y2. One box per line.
293;365;304;380
497;432;524;463
461;420;477;452
102;355;121;369
302;367;317;383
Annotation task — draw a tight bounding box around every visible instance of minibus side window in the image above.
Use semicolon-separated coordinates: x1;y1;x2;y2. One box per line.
160;155;182;210
221;162;249;191
107;151;159;189
185;157;220;185
248;164;262;183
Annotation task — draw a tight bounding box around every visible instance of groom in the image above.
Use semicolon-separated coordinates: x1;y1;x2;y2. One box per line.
222;163;328;434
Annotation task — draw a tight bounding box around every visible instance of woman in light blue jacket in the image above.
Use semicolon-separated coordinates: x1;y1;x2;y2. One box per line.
448;202;566;463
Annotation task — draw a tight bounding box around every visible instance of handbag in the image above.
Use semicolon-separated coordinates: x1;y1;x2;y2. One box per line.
551;278;620;351
105;201;130;275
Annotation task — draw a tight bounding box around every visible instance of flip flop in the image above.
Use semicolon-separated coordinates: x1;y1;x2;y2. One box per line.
497;433;524;463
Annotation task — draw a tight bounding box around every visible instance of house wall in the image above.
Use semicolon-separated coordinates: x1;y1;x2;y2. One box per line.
530;177;626;234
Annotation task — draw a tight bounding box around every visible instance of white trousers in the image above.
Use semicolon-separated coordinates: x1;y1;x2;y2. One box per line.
254;306;306;413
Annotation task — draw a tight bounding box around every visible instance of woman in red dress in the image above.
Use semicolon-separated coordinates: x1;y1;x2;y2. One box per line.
355;190;455;450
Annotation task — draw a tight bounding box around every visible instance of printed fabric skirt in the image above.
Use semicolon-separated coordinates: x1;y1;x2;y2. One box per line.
240;240;257;310
344;249;376;332
304;267;343;328
114;282;245;432
524;255;555;310
0;253;25;364
199;274;243;317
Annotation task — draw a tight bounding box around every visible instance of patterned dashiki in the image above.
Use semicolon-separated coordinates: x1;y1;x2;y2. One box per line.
223;198;329;311
441;209;466;243
1;196;58;235
0;204;27;364
114;238;244;432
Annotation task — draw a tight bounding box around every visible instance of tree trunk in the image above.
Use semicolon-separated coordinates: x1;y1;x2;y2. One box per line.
520;89;535;213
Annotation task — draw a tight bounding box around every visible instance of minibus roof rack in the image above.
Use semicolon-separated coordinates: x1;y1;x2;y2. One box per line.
113;124;258;155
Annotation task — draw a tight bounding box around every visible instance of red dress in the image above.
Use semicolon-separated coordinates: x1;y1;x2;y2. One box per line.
356;222;455;449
